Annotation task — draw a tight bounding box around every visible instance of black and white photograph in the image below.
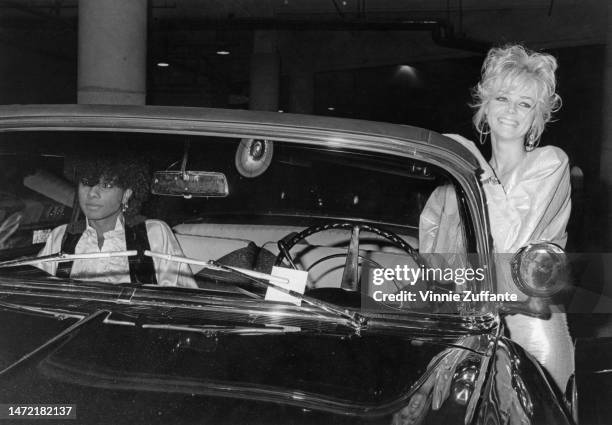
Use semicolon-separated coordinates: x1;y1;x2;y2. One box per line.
0;1;610;424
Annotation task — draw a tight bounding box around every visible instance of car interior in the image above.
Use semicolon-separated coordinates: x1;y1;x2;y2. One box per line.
0;130;474;309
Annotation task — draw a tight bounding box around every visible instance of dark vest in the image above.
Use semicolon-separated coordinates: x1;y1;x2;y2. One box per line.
56;220;157;285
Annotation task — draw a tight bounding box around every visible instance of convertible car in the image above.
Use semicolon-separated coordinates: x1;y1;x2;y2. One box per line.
0;105;585;424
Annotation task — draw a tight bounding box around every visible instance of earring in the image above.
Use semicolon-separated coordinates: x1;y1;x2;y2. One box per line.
478;121;490;145
121;202;128;213
525;129;537;152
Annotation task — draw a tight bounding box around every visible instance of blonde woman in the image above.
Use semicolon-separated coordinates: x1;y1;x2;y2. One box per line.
420;44;572;393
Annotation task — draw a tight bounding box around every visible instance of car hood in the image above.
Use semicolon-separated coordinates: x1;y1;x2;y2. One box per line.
0;303;494;424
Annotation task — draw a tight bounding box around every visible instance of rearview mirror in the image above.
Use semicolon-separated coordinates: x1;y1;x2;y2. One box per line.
151;171;229;198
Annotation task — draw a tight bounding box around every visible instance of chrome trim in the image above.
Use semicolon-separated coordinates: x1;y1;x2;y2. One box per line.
478;338;574;425
0;276;497;336
0;309;109;376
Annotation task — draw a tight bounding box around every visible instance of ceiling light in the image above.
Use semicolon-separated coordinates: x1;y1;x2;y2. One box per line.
397;65;416;77
156;62;169;67
327;107;335;111
216;50;230;56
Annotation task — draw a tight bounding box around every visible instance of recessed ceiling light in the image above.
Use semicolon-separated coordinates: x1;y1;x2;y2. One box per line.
327;107;335;111
398;65;416;76
216;50;230;55
156;62;169;67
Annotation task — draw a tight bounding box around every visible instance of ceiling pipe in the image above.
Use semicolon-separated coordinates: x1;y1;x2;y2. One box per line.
0;6;491;55
0;0;75;30
152;18;490;54
430;20;490;53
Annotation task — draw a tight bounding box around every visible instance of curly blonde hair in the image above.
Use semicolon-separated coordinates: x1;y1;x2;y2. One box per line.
472;44;562;147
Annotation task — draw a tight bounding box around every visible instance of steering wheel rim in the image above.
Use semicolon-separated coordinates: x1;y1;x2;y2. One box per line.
275;221;426;291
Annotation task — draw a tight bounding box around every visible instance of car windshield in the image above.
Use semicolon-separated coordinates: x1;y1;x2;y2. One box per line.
0;130;486;321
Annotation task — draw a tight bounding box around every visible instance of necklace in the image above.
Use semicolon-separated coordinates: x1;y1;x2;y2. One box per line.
489;151;527;185
488;162;522;188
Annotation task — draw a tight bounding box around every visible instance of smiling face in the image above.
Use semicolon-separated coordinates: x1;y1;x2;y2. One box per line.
485;84;539;144
78;177;132;233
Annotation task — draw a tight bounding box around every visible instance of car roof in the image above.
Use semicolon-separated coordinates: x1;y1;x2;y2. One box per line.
0;104;479;168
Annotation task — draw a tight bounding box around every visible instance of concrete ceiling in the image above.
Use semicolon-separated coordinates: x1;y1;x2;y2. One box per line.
0;0;605;45
0;0;607;109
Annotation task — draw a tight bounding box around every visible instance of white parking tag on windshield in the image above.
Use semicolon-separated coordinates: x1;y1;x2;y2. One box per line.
32;229;52;244
265;266;308;306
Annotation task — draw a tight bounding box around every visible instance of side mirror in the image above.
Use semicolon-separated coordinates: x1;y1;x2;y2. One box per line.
510;242;570;298
500;243;571;319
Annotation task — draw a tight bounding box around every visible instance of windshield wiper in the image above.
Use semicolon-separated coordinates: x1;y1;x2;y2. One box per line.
145;250;367;334
211;260;367;333
0;251;138;268
144;250;290;285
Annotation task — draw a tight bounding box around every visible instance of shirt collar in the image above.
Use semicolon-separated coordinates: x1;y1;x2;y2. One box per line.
85;214;125;235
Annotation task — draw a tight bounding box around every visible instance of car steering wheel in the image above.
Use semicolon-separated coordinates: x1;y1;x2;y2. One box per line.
274;222;426;292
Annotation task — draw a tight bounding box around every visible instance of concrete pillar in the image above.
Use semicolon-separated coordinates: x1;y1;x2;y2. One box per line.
249;31;279;111
78;0;147;105
288;67;314;115
601;4;612;249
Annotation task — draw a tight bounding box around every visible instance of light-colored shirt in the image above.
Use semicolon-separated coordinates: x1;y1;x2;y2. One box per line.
420;145;571;254
37;216;197;288
481;145;571;254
